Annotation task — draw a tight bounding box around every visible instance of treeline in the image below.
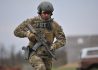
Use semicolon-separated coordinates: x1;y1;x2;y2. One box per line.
0;44;24;67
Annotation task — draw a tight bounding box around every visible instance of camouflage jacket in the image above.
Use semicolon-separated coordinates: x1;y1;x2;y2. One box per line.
14;16;66;55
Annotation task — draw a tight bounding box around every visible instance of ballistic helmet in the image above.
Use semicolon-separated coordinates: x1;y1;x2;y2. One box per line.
37;1;54;15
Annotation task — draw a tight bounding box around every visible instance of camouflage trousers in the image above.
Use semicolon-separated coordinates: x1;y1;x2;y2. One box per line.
28;52;52;70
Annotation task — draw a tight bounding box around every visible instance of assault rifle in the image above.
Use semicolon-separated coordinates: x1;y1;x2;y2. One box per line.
22;24;56;60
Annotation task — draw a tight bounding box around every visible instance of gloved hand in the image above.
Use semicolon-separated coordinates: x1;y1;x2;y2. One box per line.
50;44;56;51
26;31;36;42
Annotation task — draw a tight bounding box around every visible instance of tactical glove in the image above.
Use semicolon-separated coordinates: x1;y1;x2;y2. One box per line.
26;31;36;42
50;44;56;51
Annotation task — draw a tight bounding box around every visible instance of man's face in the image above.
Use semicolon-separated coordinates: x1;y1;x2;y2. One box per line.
40;11;52;20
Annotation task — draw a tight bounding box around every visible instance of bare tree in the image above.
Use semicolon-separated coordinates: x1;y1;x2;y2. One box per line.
0;44;6;66
10;45;15;66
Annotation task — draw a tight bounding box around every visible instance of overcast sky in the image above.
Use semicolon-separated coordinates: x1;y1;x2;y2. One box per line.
0;0;98;52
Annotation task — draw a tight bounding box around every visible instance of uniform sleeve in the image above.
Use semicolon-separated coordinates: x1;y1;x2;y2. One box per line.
52;22;66;50
14;19;32;38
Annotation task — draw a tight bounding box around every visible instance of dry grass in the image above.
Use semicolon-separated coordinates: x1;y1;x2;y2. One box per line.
52;62;79;70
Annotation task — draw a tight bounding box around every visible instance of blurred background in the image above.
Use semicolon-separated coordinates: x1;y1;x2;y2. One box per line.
0;0;98;70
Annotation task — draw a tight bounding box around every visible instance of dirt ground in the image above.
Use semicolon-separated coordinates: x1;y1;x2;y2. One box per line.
22;62;79;70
